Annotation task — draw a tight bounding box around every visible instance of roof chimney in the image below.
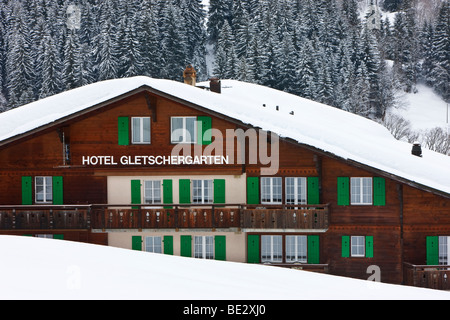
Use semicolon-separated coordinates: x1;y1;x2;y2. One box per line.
209;77;221;94
183;65;196;86
412;142;422;157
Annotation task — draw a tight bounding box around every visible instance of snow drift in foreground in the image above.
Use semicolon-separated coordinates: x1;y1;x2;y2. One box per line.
0;236;449;300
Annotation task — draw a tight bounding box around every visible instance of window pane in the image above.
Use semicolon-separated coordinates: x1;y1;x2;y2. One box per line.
439;236;448;265
143;117;151;143
171;117;184;143
185;117;196;143
351;236;365;257
132;118;140;143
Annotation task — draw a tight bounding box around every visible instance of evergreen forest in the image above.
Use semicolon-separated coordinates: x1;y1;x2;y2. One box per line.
0;0;448;126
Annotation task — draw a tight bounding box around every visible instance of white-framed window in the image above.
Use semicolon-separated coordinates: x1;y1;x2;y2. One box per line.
285;235;307;263
285;177;307;206
194;236;214;259
261;235;282;263
351;177;373;205
192;179;213;204
439;236;450;265
131;117;151;144
35;176;52;203
145;236;162;253
144;180;161;204
351;236;365;257
171;116;197;143
261;177;282;204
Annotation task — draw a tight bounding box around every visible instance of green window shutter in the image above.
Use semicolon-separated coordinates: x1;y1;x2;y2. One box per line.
307;235;320;264
426;236;439;265
247;235;260;263
53;234;64;240
342;236;350;258
215;235;226;261
180;235;192;257
132;236;142;251
337;177;350;206
213;179;226;204
52;176;64;205
373;177;386;206
246;177;259;205
163;180;173;204
179;179;191;204
21;176;33;205
307;177;320;205
118;117;129;146
366;236;374;258
163;236;173;255
131;180;141;208
197;116;212;145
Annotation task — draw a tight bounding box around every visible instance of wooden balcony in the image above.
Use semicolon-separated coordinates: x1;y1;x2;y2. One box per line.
0;204;329;231
403;262;450;290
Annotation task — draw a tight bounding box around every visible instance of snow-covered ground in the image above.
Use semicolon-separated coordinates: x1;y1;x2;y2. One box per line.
391;84;449;132
1;235;449;300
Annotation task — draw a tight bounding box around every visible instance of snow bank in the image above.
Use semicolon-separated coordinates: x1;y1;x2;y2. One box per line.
0;236;449;300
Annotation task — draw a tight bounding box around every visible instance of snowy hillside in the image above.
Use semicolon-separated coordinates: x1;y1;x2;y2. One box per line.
1;235;449;300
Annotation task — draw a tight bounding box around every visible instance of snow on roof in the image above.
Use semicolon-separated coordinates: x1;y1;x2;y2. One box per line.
0;76;449;196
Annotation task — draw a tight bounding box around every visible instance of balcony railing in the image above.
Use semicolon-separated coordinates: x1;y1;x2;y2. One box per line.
0;204;329;231
403;262;450;290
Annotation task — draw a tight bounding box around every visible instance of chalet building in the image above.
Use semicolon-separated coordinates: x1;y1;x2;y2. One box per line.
0;67;449;290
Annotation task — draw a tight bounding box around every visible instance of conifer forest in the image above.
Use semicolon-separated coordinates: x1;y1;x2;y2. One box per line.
0;0;448;126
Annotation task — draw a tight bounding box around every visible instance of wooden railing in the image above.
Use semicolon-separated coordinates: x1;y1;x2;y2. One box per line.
0;204;329;231
403;262;450;290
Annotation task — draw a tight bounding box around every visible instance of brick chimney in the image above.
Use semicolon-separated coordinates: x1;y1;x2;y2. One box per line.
183;65;196;86
209;77;221;94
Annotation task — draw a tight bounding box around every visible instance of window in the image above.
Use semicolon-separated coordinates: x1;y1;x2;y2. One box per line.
194;236;214;259
286;177;307;206
144;180;161;204
35;176;52;203
351;177;373;205
351;236;365;257
131;117;151;144
192;179;213;204
286;235;307;263
171;116;197;143
439;236;450;265
261;235;282;263
145;236;162;253
261;177;282;204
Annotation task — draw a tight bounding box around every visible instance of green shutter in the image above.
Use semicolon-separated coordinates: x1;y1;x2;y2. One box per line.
342;236;350;258
197;116;212;145
307;177;320;205
337;177;350;206
373;177;386;206
53;234;64;240
247;235;260;263
180;235;192;257
52;176;64;205
246;177;259;205
131;180;141;208
179;179;191;204
215;235;226;261
132;236;142;251
118;117;129;146
366;236;374;258
163;180;173;204
163;236;173;255
213;179;226;204
307;235;320;264
426;236;439;265
21;176;33;205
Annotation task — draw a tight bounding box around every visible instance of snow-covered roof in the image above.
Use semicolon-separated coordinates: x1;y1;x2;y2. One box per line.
0;76;449;196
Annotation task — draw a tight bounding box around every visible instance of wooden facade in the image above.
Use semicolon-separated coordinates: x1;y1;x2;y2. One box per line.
0;77;449;290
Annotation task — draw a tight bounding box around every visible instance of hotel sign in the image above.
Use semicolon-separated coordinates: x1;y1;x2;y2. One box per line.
82;155;230;166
